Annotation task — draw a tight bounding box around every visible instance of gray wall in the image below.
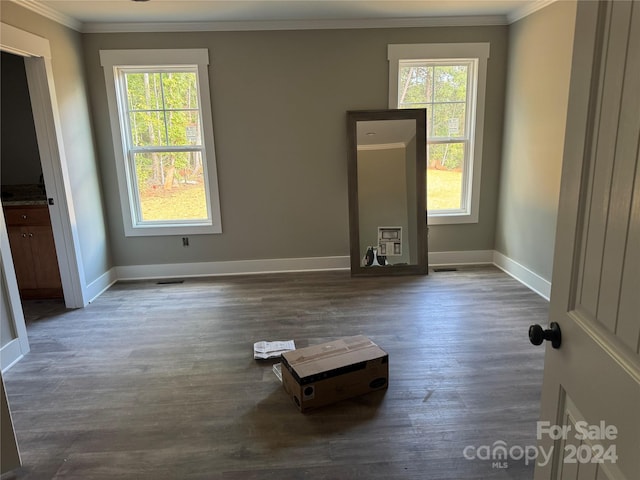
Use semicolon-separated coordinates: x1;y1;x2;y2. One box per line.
495;1;577;281
1;2;112;286
82;26;508;266
0;52;42;185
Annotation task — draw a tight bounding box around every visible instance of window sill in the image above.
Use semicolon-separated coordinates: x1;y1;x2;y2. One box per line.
123;223;222;237
427;213;479;225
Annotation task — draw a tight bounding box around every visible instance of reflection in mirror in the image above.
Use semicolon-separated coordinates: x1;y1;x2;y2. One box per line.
347;109;427;276
357;119;417;266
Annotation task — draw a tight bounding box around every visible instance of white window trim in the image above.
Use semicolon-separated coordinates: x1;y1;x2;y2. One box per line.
388;43;490;225
100;49;222;236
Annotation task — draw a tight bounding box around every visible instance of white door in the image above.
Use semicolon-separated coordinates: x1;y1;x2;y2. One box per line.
534;1;640;479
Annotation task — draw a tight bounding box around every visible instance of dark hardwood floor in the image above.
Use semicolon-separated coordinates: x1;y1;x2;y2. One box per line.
4;266;548;479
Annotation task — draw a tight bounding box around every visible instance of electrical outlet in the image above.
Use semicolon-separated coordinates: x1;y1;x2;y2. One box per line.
182;237;189;247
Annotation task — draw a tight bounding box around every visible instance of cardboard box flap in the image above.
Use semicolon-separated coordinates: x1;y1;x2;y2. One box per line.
282;335;387;383
282;335;375;366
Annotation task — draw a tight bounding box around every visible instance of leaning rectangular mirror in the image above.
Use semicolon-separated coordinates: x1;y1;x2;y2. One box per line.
347;109;428;276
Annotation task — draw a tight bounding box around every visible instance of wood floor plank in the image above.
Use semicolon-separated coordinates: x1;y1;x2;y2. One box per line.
4;267;547;479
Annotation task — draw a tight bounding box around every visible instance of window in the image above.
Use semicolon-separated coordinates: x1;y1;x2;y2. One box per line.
388;43;489;224
100;49;222;236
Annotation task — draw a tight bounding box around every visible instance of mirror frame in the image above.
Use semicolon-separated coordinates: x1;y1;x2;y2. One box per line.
346;109;428;276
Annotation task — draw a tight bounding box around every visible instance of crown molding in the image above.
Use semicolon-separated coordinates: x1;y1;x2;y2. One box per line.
14;0;565;34
81;15;508;34
10;0;82;31
507;0;557;24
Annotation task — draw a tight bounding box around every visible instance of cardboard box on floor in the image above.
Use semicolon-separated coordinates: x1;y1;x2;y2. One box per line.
281;335;388;412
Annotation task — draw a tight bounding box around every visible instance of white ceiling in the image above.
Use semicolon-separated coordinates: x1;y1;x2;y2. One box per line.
13;0;556;32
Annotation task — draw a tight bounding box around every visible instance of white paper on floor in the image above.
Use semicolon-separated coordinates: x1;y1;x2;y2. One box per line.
253;340;295;360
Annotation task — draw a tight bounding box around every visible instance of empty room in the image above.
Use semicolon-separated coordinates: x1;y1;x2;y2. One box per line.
1;0;638;479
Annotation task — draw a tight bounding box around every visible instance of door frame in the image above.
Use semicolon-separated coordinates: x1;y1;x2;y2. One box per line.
1;22;86;308
0;213;29;371
0;23;87;370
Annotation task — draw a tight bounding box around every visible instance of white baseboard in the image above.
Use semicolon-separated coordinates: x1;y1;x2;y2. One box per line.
90;251;548;302
493;251;551;300
1;339;24;373
429;250;494;266
115;255;351;280
85;268;118;304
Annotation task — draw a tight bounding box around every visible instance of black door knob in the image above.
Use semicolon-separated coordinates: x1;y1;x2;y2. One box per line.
529;322;561;349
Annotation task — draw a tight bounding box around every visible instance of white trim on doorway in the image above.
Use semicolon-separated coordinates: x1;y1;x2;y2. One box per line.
1;23;87;309
0;213;29;373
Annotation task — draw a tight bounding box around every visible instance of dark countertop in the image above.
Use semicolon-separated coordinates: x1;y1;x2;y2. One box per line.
1;184;47;206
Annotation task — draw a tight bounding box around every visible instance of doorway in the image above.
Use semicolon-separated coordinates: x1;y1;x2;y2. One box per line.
1;51;65;303
1;22;87;373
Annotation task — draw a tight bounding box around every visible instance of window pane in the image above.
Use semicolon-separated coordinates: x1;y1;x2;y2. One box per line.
133;151;208;221
126;71;202;147
125;72;162;111
432;102;466;138
434;65;468;102
402;103;432;137
129;112;167;147
398;65;433;105
165;111;202;146
162;72;199;110
427;143;465;211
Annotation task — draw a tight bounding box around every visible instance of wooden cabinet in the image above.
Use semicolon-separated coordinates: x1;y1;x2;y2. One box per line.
4;205;63;299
